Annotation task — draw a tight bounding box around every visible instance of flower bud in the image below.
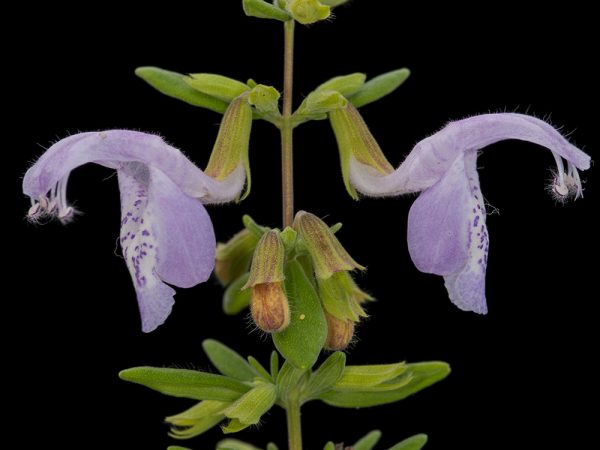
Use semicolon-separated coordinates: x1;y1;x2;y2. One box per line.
324;312;354;351
316;72;367;97
244;230;290;332
205;94;253;200
215;229;260;286
329;103;394;199
286;0;331;25
293;211;364;279
251;282;291;333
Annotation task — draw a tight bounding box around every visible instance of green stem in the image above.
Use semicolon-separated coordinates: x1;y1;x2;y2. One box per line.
286;398;303;450
281;19;295;228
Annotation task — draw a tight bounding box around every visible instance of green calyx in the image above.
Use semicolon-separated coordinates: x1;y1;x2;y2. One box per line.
242;0;292;22
205;94;253;201
286;0;331;24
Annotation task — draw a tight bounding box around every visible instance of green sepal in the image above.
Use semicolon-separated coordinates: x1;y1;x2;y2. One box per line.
316;73;367;97
354;430;382;450
248;356;273;381
204;95;253;201
243;0;292;21
135;67;229;113
202;339;259;382
304;351;346;399
349;68;410;108
280;226;298;253
216;229;259;287
388;434;428;450
223;273;252;315
222;382;277;431
243;214;269;240
166;400;228;439
293;90;347;126
118;367;250;402
248;84;282;123
244;230;286;288
286;0;331;24
185;73;250;103
318;362;450;408
294;211;364;279
272;260;327;369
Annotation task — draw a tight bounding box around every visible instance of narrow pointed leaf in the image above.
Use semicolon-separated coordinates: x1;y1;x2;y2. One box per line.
248;356;272;381
270;351;280;380
304;352;346;399
119;367;250;402
169;413;225;439
318;362;450;408
388;434;428;450
202;340;258;382
223;273;252;315
273;260;327;369
354;430;382;450
349;68;410;108
135;67;228;113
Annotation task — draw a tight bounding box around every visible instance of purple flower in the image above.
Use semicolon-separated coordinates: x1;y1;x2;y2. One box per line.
23;130;246;332
347;113;591;313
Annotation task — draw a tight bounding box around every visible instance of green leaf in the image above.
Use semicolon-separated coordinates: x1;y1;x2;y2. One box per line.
270;351;280;380
349;68;410;108
248;356;273;381
169;446;193;450
318;362;450;408
304;352;346;400
223;382;277;430
184;73;250;102
323;443;335;450
334;362;408;391
119;367;250;402
217;438;262;450
316;73;367;97
243;0;291;21
388;434;428;450
354;430;382;450
223;274;252;315
135;67;228;113
272;260;327;369
266;443;279;450
242;214;269;240
202;340;258;382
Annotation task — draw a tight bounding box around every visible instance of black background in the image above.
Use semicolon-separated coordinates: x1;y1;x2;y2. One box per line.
8;2;598;449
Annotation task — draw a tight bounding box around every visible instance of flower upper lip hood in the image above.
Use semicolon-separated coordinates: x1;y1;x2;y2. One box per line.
23;130;247;332
342;113;591;314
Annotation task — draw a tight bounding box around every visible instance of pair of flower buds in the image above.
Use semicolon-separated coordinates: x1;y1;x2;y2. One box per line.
216;211;369;350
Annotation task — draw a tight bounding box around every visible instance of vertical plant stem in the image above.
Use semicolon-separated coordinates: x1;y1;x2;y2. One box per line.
281;19;295;228
286;398;303;450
